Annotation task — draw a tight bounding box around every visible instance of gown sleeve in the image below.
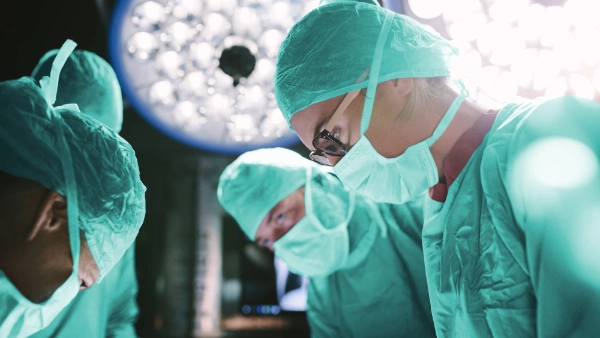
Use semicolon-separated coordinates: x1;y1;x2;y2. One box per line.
506;96;600;338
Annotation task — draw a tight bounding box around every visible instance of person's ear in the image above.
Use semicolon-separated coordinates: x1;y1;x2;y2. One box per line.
393;78;413;97
26;190;67;241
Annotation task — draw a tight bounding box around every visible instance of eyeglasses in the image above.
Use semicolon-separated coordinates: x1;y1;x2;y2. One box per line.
309;89;361;166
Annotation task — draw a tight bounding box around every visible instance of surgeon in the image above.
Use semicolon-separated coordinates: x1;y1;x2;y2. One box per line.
0;40;146;337
27;48;139;337
218;148;436;338
274;1;600;337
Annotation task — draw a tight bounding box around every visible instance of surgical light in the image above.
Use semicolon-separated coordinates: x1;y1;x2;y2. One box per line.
110;0;318;154
403;0;600;103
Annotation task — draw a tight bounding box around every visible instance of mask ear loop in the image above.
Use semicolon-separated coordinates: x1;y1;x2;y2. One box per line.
360;10;394;135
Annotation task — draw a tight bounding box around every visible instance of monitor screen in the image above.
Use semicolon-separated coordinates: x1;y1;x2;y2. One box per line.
222;214;309;317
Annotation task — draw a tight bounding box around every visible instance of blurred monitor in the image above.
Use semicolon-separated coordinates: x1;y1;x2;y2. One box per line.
222;214;309;317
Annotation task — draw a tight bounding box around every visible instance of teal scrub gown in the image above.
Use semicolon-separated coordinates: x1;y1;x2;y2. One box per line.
422;96;600;338
307;196;436;338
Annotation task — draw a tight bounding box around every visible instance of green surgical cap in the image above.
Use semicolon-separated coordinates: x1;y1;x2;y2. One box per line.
217;148;321;240
31;50;123;132
0;77;146;282
275;1;460;127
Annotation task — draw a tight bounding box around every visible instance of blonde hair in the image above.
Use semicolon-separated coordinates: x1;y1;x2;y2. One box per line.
398;77;448;122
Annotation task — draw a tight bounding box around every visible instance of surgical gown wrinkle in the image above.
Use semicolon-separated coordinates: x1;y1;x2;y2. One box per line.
422;96;600;338
307;199;435;338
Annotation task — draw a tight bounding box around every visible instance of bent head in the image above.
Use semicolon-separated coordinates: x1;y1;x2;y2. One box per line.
0;77;145;301
275;2;458;165
218;148;354;277
0;172;99;303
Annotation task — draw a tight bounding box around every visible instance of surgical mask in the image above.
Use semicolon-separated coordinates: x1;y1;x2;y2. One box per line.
273;168;356;277
0;40;83;337
0;267;80;337
333;11;467;204
334;93;467;204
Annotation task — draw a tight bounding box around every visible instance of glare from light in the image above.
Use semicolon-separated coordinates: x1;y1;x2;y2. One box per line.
213;70;236;91
488;0;529;24
545;76;569;98
569;74;596;99
149;80;177;105
189;42;215;69
258;29;285;58
570;207;600;286
204;0;236;14
127;32;159;61
518;4;545;44
491;29;526;67
239;86;267;111
408;0;449;20
564;0;600;29
533;49;561;91
477;22;525;66
511;48;538;89
540;6;570;48
447;13;487;42
517;137;599;189
167;0;203;20
553;33;581;71
164;21;196;48
120;0;307;149
228;114;258;142
155;51;184;78
251;58;276;84
206;93;234;119
268;2;294;29
132;1;166;30
232;7;262;38
575;28;600;67
452;49;482;80
443;0;484;25
260;108;287;137
593;67;600;93
179;71;208;98
200;13;231;41
173;101;208;130
222;36;258;55
476;66;518;103
302;0;319;16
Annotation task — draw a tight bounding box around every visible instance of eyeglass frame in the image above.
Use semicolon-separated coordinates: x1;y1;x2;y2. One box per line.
309;89;362;166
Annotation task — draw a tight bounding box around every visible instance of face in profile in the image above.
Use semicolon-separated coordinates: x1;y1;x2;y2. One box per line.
0;173;99;303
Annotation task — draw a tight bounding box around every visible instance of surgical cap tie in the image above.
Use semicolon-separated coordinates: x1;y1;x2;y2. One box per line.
39;39;77;112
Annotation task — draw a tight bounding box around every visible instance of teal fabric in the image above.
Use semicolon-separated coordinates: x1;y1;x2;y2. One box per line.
0;78;146;282
422;96;600;337
31;50;123;132
218;148;321;240
307;195;436;337
30;245;139;338
274;1;458;127
27;47;139;337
